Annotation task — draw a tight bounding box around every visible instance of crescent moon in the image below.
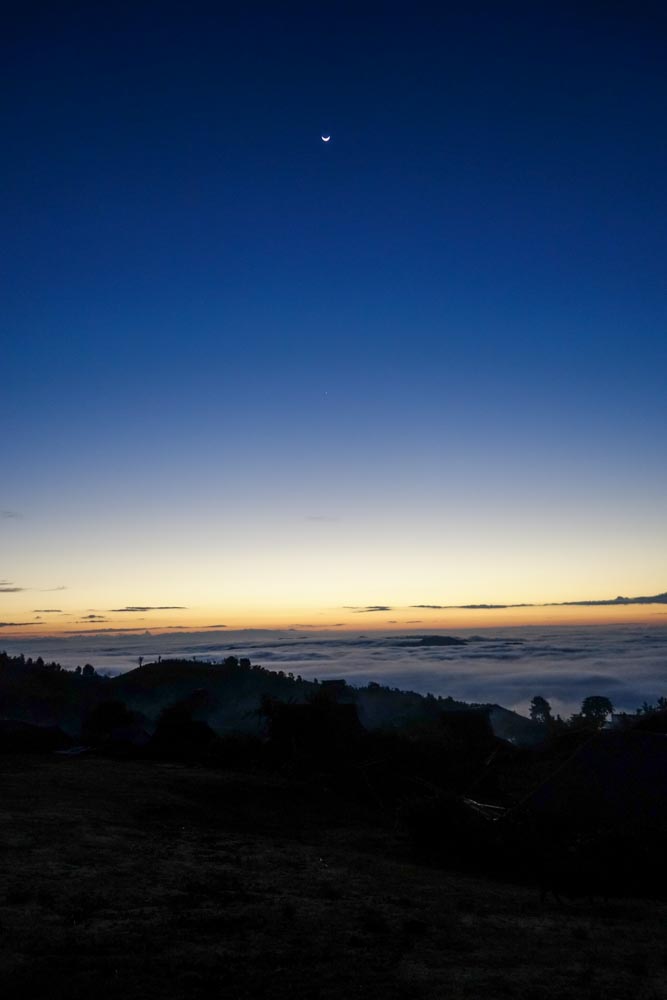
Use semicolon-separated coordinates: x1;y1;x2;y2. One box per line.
321;135;331;142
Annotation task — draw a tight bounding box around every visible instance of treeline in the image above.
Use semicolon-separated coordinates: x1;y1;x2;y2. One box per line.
528;692;667;732
0;651;108;733
0;651;480;739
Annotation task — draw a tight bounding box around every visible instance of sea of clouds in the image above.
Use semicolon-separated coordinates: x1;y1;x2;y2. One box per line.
2;623;666;718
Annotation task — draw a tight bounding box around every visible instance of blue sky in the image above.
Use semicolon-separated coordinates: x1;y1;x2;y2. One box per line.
3;4;666;633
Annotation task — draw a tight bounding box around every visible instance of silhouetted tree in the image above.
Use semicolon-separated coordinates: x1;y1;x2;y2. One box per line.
151;696;216;757
82;663;96;678
529;696;553;725
581;695;613;725
82;700;137;743
261;694;364;769
638;696;667;715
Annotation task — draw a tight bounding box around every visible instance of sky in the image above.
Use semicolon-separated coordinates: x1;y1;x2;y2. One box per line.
3;4;667;639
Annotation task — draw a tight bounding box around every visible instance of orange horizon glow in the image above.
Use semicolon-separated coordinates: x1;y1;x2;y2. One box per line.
3;599;666;640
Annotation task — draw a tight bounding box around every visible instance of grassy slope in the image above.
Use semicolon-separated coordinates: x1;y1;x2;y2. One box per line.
0;755;665;1000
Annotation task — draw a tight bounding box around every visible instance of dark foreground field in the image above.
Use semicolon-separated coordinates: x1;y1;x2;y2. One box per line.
1;755;666;1000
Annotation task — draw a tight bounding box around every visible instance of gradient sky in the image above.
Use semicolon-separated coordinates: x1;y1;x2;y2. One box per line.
3;4;666;636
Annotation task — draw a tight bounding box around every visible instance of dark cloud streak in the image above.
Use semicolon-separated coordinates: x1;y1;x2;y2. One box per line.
411;591;667;610
344;606;393;613
110;606;188;612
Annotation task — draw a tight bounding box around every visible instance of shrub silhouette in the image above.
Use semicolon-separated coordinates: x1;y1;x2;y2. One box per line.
150;697;217;758
261;692;365;770
82;700;138;744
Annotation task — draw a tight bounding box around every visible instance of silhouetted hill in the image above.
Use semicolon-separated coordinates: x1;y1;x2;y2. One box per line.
109;656;544;745
0;649;544;746
395;635;468;647
109;657;315;733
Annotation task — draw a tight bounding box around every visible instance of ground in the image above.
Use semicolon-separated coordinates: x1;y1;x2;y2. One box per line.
0;755;665;1000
